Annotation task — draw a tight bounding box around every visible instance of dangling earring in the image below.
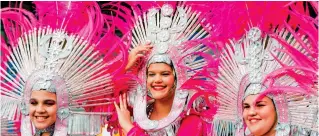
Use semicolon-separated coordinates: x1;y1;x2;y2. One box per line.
147;90;153;98
245;127;251;135
172;82;177;91
168;83;175;93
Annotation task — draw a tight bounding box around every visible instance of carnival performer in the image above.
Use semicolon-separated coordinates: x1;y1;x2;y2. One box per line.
113;2;219;136
212;2;318;136
1;1;128;136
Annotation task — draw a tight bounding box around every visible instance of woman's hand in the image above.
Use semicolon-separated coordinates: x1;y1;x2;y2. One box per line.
125;42;153;71
114;93;134;133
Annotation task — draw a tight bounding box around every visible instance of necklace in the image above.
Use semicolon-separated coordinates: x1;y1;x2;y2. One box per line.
35;123;55;136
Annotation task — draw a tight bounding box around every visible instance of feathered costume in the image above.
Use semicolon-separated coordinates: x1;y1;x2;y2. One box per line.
112;2;221;136
1;1;128;135
2;1;317;136
212;2;318;136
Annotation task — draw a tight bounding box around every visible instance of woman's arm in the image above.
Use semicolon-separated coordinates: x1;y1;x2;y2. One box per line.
114;93;134;134
114;93;150;136
125;43;152;72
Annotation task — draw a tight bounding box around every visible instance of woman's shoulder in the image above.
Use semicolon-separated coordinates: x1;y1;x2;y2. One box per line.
177;115;204;135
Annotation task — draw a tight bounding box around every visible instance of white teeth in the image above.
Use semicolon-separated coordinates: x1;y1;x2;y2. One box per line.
36;116;48;120
153;86;165;90
250;119;258;123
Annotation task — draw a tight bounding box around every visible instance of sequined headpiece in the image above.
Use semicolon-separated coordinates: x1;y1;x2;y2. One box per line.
147;54;172;68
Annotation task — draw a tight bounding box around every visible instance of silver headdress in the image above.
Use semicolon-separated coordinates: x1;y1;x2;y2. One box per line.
1;27;116;135
0;1;131;135
213;26;318;136
127;3;217;135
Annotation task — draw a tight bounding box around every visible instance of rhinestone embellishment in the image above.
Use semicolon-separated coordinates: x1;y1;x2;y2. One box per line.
57;107;70;120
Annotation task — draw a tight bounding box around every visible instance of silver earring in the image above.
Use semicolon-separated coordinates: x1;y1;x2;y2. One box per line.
172;82;177;91
147;90;153;98
245;127;251;135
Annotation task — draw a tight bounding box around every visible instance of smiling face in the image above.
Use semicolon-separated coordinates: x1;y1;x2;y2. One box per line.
29;90;57;129
147;63;176;100
243;95;277;136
